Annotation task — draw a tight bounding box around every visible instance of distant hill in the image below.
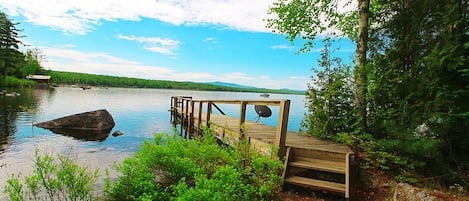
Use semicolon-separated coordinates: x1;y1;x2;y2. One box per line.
279;88;306;94
206;82;255;89
48;71;305;95
208;82;305;94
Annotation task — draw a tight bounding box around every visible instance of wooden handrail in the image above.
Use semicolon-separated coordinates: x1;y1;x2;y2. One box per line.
212;103;226;115
171;96;291;158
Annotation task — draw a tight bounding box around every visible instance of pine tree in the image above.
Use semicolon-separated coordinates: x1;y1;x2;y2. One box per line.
0;11;23;80
302;40;355;138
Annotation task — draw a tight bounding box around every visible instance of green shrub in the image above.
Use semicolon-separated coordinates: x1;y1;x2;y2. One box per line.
334;132;418;183
1;76;35;87
105;129;283;201
4;149;99;201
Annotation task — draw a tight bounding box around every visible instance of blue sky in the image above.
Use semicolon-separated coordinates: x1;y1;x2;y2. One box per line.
0;0;355;90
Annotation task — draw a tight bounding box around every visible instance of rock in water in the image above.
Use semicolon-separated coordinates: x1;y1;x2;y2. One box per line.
34;109;115;131
112;130;123;137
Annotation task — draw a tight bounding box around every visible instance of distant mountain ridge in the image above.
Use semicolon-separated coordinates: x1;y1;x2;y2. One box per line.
207;81;305;94
206;81;255;89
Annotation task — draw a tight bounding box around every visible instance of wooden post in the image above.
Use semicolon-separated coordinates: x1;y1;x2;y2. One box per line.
198;101;203;135
345;153;351;199
180;97;184;136
184;99;191;137
190;100;195;136
170;97;174;122
206;101;212;128
239;101;247;139
274;100;290;159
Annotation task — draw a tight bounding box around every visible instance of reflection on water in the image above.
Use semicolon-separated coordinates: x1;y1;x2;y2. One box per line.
0;87;307;196
47;128;112;142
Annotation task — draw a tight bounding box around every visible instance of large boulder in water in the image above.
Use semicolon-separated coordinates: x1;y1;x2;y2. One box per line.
34;109;115;131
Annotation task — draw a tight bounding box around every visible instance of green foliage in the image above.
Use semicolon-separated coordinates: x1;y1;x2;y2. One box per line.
366;0;469;186
105;130;283;201
267;0;357;53
334;132;418;184
1;76;35;87
4;149;99;201
449;183;466;197
48;71;304;94
0;11;23;80
302;40;356;138
16;48;47;78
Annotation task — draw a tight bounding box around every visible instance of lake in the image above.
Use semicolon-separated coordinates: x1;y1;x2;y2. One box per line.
0;87;307;194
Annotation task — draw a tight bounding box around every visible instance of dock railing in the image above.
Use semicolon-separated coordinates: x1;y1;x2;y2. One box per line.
171;96;291;158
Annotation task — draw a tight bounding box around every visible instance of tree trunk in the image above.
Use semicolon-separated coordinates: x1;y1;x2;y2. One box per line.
355;0;370;130
2;59;9;79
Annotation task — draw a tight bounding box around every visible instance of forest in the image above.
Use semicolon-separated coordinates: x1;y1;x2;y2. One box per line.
268;0;468;192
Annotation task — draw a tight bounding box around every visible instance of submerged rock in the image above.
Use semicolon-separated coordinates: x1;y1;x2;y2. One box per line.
112;130;123;137
34;109;115;131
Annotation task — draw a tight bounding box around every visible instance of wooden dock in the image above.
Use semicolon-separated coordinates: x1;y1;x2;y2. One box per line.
170;96;354;198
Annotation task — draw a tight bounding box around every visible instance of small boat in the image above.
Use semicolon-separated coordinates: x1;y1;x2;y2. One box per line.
260;93;270;98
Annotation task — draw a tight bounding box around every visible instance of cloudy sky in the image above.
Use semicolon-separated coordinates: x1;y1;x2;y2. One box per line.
0;0;355;90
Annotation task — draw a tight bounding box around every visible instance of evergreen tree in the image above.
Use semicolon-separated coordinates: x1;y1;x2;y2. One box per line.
0;11;23;80
302;40;355;138
367;0;468;184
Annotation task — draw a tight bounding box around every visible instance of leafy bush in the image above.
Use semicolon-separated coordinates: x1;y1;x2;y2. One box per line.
1;76;35;87
334;132;418;184
4;149;99;201
105;129;283;201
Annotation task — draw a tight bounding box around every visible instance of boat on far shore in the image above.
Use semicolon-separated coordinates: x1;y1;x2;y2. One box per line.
260;93;270;98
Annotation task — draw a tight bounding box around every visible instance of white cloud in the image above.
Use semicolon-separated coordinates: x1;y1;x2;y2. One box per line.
271;44;294;50
41;47;221;83
204;37;218;43
0;0;275;34
116;34;181;55
289;76;309;80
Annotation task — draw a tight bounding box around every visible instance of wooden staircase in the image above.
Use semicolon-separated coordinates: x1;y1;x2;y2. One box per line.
282;147;353;199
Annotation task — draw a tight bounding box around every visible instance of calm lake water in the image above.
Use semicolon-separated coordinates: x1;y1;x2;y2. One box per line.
0;87;307;194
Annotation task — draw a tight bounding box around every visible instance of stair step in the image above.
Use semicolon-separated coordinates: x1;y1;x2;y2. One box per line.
284;176;345;193
289;158;345;174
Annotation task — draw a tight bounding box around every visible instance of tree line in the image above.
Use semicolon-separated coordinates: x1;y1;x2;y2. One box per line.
269;0;468;187
49;71;304;94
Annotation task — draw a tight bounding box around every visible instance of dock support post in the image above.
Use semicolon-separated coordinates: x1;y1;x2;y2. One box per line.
180;98;185;136
239;101;247;139
206;101;212;128
184;99;191;137
274;100;290;159
170;97;174;122
189;100;195;136
198;101;203;135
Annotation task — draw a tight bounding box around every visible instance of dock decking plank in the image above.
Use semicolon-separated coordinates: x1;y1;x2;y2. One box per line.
187;112;353;154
